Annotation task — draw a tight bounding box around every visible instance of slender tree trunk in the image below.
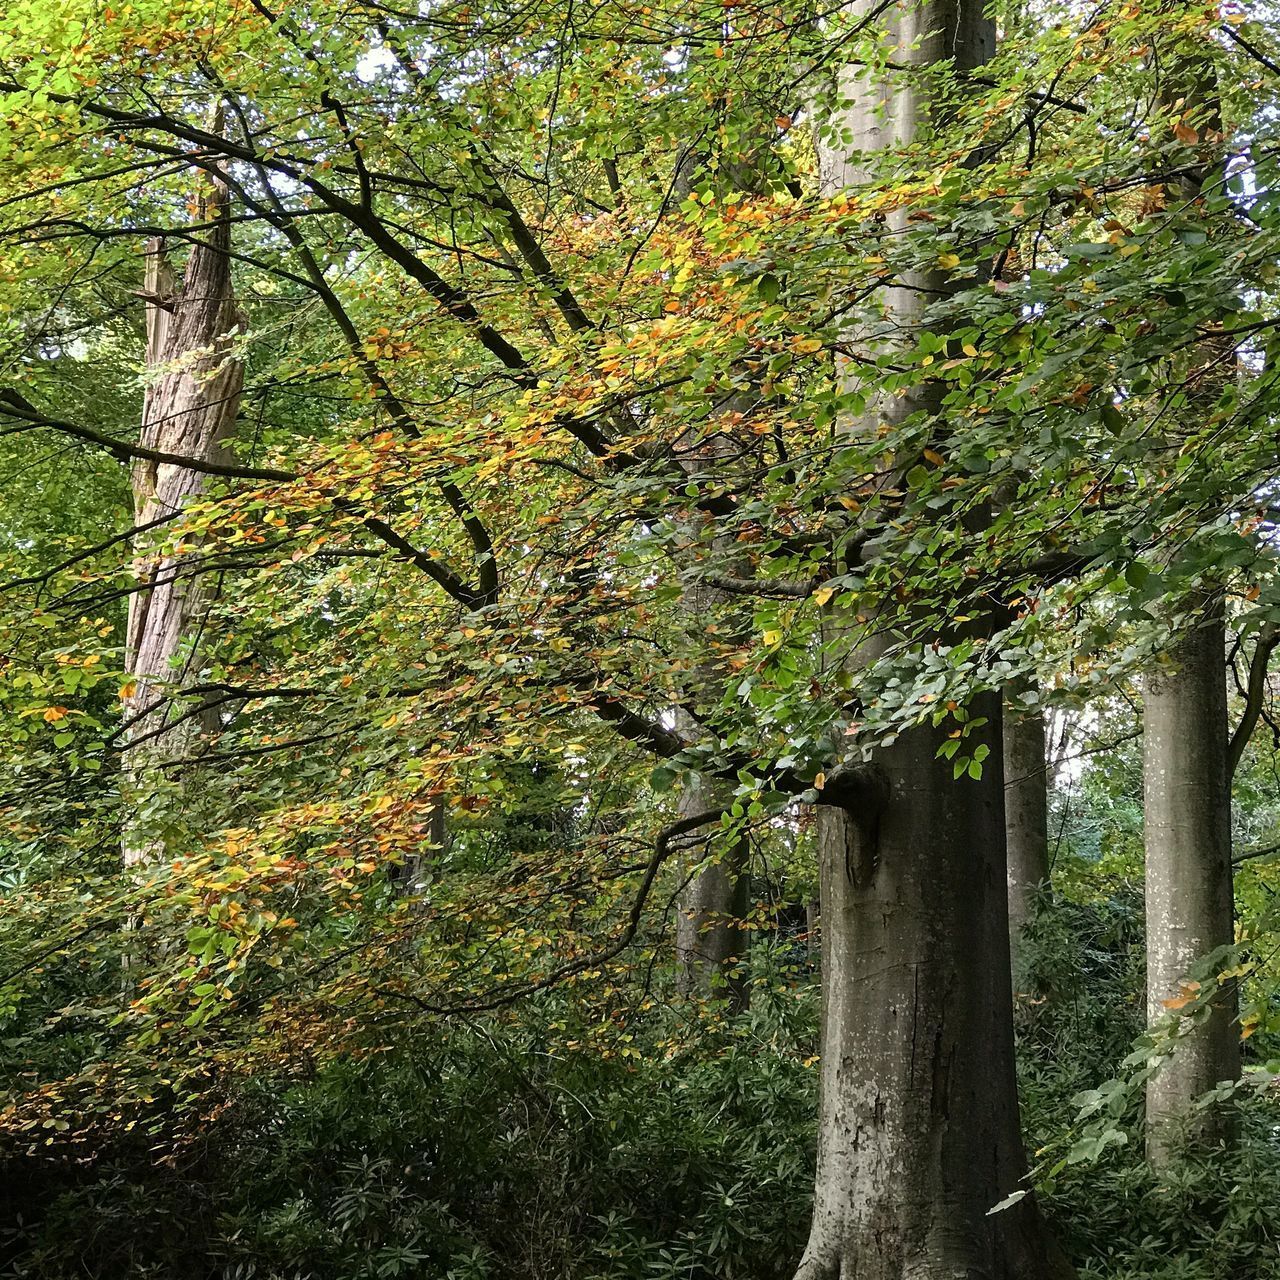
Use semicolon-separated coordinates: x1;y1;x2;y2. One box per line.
1139;35;1239;1163
121;178;243;865
675;773;750;1009
1005;697;1050;948
1143;598;1238;1164
674;420;754;1009
799;1;1069;1274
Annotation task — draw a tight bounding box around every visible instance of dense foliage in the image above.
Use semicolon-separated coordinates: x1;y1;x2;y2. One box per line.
3;0;1280;1273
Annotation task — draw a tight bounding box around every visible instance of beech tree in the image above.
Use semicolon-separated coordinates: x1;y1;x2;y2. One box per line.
1005;697;1050;954
0;0;1279;1277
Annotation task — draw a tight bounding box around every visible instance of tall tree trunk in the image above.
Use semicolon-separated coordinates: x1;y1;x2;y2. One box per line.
1005;697;1049;952
799;2;1069;1275
1143;598;1238;1164
674;422;754;1010
1140;36;1239;1164
121;178;243;865
673;673;751;1009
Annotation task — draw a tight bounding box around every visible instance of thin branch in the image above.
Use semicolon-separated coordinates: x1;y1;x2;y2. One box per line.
1228;623;1278;780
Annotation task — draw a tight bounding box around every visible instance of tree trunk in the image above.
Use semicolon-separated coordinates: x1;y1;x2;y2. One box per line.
800;0;1070;1273
800;701;1066;1280
673;420;754;1009
1143;598;1238;1165
121;178;243;865
1004;698;1049;950
675;774;750;1010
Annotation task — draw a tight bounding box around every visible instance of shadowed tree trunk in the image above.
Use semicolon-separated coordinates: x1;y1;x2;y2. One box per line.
1005;696;1050;957
798;0;1070;1274
675;769;750;1009
121;175;243;865
673;639;750;1007
1143;597;1238;1164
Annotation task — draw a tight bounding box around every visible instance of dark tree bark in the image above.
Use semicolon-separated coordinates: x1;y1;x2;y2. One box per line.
675;774;750;1010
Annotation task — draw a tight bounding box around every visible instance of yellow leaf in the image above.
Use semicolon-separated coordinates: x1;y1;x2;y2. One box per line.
794;337;823;354
937;252;960;270
814;586;835;607
814;771;826;790
961;343;978;358
923;447;945;467
119;681;138;700
762;629;782;646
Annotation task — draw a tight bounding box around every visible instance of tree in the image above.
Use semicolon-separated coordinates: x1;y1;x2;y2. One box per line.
1006;694;1050;956
120;173;244;865
797;1;1066;1274
1142;598;1237;1161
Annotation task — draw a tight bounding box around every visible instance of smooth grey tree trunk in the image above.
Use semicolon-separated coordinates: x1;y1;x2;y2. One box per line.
122;178;243;865
800;0;1070;1274
1004;699;1049;949
802;702;1062;1279
1143;599;1238;1165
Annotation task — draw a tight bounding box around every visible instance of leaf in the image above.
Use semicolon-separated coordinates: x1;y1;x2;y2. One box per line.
986;1189;1028;1216
937;252;960;269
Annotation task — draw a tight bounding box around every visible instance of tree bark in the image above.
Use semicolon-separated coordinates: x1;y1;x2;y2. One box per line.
121;178;243;865
1004;698;1049;950
675;774;750;1010
800;702;1066;1280
800;0;1070;1273
1143;598;1238;1165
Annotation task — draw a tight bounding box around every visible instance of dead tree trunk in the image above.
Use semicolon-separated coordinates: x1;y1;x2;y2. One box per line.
121;178;243;865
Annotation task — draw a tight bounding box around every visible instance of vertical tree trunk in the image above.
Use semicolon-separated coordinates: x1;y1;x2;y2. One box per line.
1139;34;1239;1163
675;773;750;1010
121;178;243;865
1004;698;1050;948
801;704;1065;1280
1143;598;1238;1164
674;420;754;1010
799;1;1069;1274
